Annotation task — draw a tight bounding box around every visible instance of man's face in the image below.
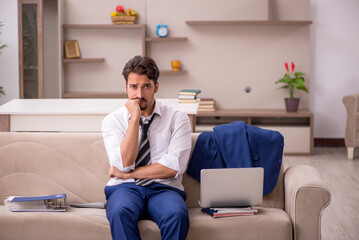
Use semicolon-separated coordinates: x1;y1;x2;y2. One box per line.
126;72;159;111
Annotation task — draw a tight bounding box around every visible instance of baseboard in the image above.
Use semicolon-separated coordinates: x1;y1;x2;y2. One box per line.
314;138;345;147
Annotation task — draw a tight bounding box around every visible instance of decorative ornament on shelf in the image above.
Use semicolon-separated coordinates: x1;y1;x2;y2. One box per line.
64;40;80;59
156;24;168;38
111;5;137;24
171;60;181;72
275;62;308;112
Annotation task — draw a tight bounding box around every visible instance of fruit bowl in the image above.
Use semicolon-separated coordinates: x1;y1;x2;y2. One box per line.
111;15;136;24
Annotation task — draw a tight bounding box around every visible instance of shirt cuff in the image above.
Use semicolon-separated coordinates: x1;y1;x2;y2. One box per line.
157;154;180;177
111;148;135;172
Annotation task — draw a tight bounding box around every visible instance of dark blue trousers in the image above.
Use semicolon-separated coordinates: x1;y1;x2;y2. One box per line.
105;182;189;240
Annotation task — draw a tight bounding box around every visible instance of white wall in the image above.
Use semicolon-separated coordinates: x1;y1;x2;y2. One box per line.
310;0;359;138
0;0;19;105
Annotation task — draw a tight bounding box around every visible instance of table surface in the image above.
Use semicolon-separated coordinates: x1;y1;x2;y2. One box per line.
0;98;199;115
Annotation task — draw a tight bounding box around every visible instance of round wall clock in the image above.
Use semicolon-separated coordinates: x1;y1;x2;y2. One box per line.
156;24;168;38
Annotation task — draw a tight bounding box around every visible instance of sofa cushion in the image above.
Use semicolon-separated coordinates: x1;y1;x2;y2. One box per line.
0;206;111;240
187;207;292;240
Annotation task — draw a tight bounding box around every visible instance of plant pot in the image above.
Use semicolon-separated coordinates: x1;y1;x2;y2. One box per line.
284;98;300;112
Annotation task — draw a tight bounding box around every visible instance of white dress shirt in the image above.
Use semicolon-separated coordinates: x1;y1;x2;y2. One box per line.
102;100;192;191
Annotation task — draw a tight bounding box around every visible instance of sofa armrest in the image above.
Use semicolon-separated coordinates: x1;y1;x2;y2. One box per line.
284;165;331;240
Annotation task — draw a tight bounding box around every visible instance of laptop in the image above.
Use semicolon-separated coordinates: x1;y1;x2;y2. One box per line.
199;168;264;208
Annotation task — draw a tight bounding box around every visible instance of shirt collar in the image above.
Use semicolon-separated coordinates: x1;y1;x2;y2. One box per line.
152;99;162;118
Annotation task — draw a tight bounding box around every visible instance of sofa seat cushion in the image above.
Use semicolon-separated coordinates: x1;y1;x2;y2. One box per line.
0;206;111;240
187;207;292;240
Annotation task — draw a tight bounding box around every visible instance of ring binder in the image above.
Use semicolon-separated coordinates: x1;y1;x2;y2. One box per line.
4;194;67;212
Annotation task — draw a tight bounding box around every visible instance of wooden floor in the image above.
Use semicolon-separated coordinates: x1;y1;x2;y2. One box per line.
285;147;359;240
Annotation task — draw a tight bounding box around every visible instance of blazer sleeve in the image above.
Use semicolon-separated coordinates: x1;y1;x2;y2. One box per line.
186;131;218;181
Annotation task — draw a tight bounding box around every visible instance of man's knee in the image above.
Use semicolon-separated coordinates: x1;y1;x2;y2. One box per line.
108;204;139;223
159;206;189;240
163;206;189;224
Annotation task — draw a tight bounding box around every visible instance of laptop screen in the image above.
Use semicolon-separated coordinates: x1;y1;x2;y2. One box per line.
199;168;264;208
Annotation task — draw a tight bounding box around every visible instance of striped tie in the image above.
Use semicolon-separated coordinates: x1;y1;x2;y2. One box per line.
135;114;156;186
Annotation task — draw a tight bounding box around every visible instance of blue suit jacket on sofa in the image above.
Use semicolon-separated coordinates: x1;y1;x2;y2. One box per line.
187;121;284;196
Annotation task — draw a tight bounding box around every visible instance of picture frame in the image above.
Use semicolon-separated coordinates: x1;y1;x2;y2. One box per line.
64;40;80;59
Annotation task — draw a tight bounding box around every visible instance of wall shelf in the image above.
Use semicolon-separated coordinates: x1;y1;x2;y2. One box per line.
63;24;145;29
145;37;188;42
185;20;312;25
63;58;105;63
160;70;187;76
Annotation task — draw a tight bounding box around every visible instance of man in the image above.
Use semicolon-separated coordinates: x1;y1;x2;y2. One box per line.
102;55;192;240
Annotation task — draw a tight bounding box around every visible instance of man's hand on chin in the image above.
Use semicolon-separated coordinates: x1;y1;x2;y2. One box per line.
109;166;129;179
125;99;141;119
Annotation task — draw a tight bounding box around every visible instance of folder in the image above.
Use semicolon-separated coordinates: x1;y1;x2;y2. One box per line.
4;193;67;212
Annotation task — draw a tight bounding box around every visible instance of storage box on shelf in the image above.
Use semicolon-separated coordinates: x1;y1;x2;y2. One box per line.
111;16;136;25
196;109;313;155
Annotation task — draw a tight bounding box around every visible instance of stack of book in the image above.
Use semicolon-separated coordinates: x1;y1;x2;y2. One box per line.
201;207;258;218
178;89;201;103
198;98;215;112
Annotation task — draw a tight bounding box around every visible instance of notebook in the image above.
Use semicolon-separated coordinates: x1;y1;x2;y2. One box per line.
199;168;264;208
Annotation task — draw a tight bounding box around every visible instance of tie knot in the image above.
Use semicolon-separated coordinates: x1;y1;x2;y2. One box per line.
140;121;150;133
139;114;156;138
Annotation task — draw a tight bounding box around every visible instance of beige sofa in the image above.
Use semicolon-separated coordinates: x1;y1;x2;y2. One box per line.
0;132;330;240
343;93;359;159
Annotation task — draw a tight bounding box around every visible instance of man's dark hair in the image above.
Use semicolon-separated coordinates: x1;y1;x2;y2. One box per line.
122;55;160;84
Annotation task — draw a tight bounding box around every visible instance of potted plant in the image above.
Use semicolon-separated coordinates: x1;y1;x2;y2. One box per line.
275;62;308;112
